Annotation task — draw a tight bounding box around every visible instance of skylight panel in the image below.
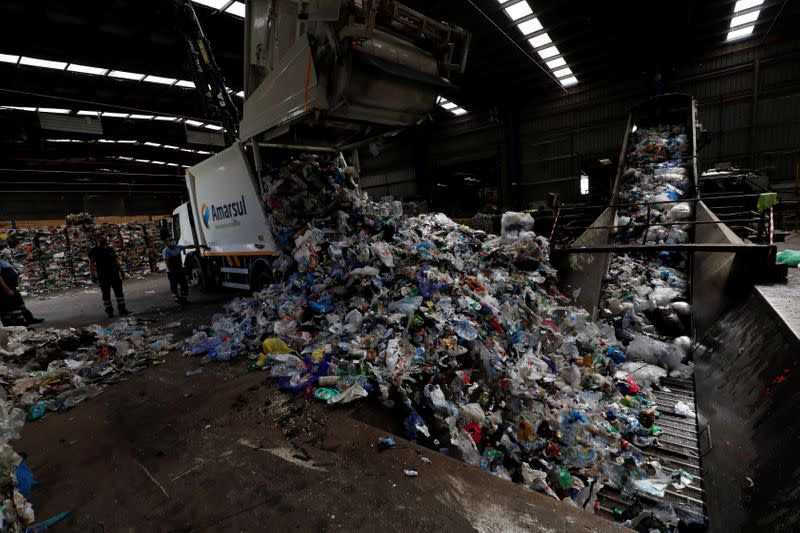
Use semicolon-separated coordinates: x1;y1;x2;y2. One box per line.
730;10;760;27
204;124;224;131
504;1;532;21
451;108;467;116
733;0;763;12
560;76;578;87
129;114;155;120
552;66;573;78
516;17;542;35
102;111;129;118
174;80;195;89
67;64;108;75
537;45;559;59
143;75;177;85
184;119;204;127
225;1;245;17
192;0;229;8
154;115;179;122
144;142;162;147
726;25;754;41
108;70;146;81
0;54;20;64
20;57;67;70
546;57;566;69
528;32;551;49
38;108;71;114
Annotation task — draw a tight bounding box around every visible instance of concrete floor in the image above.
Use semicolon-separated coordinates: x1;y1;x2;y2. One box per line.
15;282;628;532
24;275;229;329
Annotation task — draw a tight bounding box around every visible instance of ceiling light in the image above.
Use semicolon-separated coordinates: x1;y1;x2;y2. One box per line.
631;125;638;133
143;75;177;85
598;158;612;165
440;101;457;110
144;142;162;147
528;33;552;49
174;80;195;89
118;156;133;161
102;111;129;118
2;106;37;112
192;0;229;8
516;17;542;35
134;159;151;163
117;140;137;144
166;162;179;167
733;0;763;12
546;57;566;69
235;90;244;98
154;115;178;122
129;114;155;120
537;45;560;59
195;150;211;155
0;54;20;64
184;119;204;127
163;145;179;150
560;76;578;87
67;64;108;75
730;10;760;27
97;139;116;143
552;66;573;78
726;24;754;41
504;1;532;21
108;70;146;81
224;1;246;17
204;124;223;131
38;108;71;114
20;56;67;70
77;110;100;116
180;148;194;153
151;160;166;165
451;108;467;116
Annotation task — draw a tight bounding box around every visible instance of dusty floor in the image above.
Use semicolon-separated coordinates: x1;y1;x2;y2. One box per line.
16;283;626;532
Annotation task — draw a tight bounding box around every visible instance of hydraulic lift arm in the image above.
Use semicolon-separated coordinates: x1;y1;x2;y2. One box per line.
172;0;241;143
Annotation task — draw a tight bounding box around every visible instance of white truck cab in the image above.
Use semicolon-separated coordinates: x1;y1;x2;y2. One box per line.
172;142;278;291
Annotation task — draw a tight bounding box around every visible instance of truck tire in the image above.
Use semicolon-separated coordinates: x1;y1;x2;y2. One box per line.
188;255;211;292
249;261;273;292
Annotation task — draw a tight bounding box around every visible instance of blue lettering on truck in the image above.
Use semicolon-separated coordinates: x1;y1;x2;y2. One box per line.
202;195;247;229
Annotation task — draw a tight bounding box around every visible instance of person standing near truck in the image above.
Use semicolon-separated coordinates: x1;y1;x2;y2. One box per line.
162;237;189;304
88;234;129;317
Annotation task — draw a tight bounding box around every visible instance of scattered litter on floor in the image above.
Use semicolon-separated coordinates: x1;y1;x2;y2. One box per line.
0;316;178;527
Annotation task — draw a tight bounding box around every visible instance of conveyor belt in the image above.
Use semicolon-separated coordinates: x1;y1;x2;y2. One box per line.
596;375;705;521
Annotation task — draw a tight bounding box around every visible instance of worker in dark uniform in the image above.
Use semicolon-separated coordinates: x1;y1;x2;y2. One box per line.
162;238;189;304
88;235;128;317
0;248;44;326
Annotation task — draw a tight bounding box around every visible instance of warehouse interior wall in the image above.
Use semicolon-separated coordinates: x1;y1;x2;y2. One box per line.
367;38;799;213
0;192;185;221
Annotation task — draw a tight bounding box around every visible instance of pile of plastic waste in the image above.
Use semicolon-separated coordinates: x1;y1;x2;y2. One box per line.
0;316;176;528
0;214;165;295
183;154;704;530
601;125;694;370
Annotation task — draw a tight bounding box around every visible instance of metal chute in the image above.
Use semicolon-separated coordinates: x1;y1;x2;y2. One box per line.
241;0;470;148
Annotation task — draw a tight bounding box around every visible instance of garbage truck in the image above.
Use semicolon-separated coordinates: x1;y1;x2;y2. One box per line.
171;0;470;292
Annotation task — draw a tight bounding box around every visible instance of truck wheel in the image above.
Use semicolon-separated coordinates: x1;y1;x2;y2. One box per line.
250;264;273;292
188;255;210;292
